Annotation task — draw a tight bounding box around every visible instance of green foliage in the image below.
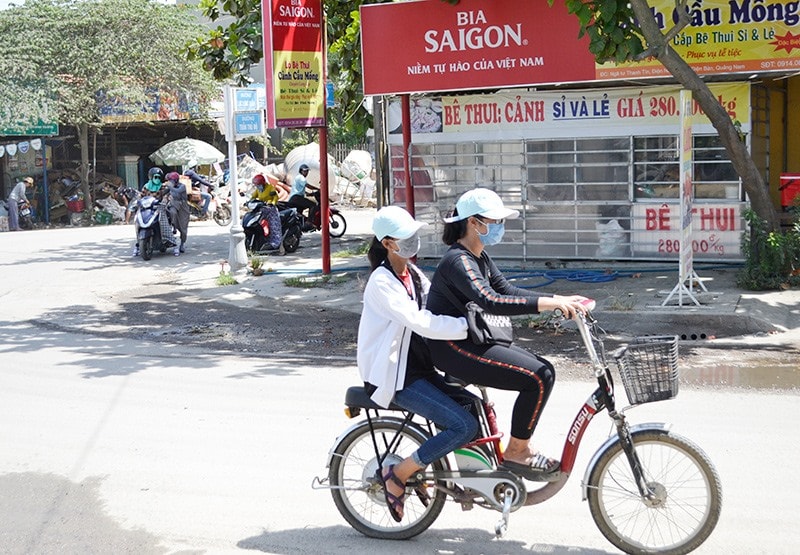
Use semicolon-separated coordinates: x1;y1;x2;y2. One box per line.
265;129;318;159
737;208;800;290
332;240;371;258
0;0;218;130
249;254;264;270
283;273;350;287
557;0;645;64
216;270;239;286
186;0;263;85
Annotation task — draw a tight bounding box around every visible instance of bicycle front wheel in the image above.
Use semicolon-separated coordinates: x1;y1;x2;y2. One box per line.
329;419;447;540
587;429;722;555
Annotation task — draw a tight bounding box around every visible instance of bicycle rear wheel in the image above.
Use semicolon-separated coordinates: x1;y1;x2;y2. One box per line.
586;428;722;555
329;418;447;540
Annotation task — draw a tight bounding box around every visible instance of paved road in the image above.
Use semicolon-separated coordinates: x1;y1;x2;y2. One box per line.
1;221;799;554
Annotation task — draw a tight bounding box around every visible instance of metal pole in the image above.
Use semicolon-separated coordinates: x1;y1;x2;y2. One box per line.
401;94;415;217
225;84;248;272
319;13;331;275
319;126;330;275
42;138;50;224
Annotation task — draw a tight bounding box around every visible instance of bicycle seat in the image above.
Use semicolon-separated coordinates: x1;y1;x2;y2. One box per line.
345;386;404;411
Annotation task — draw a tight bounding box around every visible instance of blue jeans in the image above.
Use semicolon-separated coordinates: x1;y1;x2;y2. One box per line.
200;191;212;215
393;374;479;466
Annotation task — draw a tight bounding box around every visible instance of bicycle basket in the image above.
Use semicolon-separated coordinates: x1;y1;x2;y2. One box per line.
614;335;679;405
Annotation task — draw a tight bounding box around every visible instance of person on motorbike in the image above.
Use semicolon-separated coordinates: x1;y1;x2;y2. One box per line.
357;206;479;522
248;174;282;250
6;176;34;231
425;188;590;480
184;169;213;219
142;167;164;196
165;172;189;256
286;164;318;231
250;174;279;204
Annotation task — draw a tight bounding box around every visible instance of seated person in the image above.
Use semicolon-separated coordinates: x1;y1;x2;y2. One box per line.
184;169;213;218
251;174;279;204
286;164;318;228
142;167;164;197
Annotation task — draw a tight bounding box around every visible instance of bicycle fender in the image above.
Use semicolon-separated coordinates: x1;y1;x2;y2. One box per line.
580;422;671;501
325;416;430;468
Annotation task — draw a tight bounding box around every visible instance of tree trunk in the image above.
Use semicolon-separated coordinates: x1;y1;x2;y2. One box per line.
630;0;780;231
78;122;92;215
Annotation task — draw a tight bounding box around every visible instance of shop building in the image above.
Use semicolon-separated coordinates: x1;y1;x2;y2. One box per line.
362;0;800;262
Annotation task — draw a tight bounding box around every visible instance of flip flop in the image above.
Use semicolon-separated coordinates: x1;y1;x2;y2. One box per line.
376;465;406;523
500;453;560;482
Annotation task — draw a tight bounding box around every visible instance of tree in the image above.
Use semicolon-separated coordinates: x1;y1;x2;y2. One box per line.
186;0;377;146
0;0;219;208
559;0;779;230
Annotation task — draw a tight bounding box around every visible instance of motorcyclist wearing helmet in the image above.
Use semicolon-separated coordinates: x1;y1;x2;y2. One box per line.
286;163;318;230
250;173;279;204
131;167;168;257
143;167;164;195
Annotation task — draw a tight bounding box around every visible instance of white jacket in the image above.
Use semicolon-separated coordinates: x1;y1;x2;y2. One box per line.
357;264;468;408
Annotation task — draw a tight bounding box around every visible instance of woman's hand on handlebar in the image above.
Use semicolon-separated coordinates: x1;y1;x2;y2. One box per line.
541;295;594;319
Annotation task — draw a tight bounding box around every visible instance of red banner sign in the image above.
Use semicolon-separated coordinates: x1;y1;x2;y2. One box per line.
263;0;325;127
361;0;800;96
360;0;595;96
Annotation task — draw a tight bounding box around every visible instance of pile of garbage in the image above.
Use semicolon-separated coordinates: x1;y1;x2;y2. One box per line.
232;143;375;206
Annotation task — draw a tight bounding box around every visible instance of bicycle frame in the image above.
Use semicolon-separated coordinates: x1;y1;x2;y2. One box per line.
319;310;722;549
328;312;649;506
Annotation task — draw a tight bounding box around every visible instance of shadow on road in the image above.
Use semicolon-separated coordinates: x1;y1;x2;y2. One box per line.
237;525;615;554
0;472;164;555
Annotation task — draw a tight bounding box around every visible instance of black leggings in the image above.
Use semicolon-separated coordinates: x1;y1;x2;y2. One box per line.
428;339;555;440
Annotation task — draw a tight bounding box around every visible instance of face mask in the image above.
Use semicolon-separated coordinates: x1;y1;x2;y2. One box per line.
477;220;505;246
152;177;162;185
393;232;420;258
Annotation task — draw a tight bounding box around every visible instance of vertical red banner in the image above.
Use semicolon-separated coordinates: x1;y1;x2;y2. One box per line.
262;0;325;128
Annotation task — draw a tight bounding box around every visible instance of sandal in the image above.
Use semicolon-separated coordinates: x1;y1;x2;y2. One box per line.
500;453;560;482
376;465;406;522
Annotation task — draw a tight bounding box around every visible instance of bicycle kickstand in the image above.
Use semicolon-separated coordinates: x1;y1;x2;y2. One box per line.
495;486;514;537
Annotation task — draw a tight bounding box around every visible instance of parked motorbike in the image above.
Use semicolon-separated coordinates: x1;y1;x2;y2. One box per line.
135;196;175;260
17;200;34;229
278;189;347;238
188;186;232;226
242;199;302;254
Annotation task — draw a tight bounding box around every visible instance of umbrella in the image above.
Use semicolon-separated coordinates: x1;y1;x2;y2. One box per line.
150;138;226;167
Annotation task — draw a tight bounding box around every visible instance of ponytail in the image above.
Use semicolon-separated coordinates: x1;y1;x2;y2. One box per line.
367;236;388;271
442;219;468;245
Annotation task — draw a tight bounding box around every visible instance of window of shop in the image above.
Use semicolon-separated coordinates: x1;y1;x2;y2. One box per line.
634;135;740;200
391;134;743;261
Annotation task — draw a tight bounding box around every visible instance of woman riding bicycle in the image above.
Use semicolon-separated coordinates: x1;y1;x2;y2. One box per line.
426;188;589;479
357;206;479;522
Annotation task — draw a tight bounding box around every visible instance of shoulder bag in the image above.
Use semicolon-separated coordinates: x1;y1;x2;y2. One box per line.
440;285;513;346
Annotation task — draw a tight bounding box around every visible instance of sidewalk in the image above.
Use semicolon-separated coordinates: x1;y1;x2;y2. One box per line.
195;207;800;349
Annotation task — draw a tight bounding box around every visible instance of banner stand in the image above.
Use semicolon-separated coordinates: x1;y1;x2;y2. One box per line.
662;90;708;307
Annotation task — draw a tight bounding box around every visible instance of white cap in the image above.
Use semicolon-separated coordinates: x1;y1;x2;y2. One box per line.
372;206;427;240
443;188;519;223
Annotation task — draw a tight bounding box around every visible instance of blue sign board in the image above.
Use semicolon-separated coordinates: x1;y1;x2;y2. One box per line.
234;88;259;112
325;81;335;108
234;111;264;137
